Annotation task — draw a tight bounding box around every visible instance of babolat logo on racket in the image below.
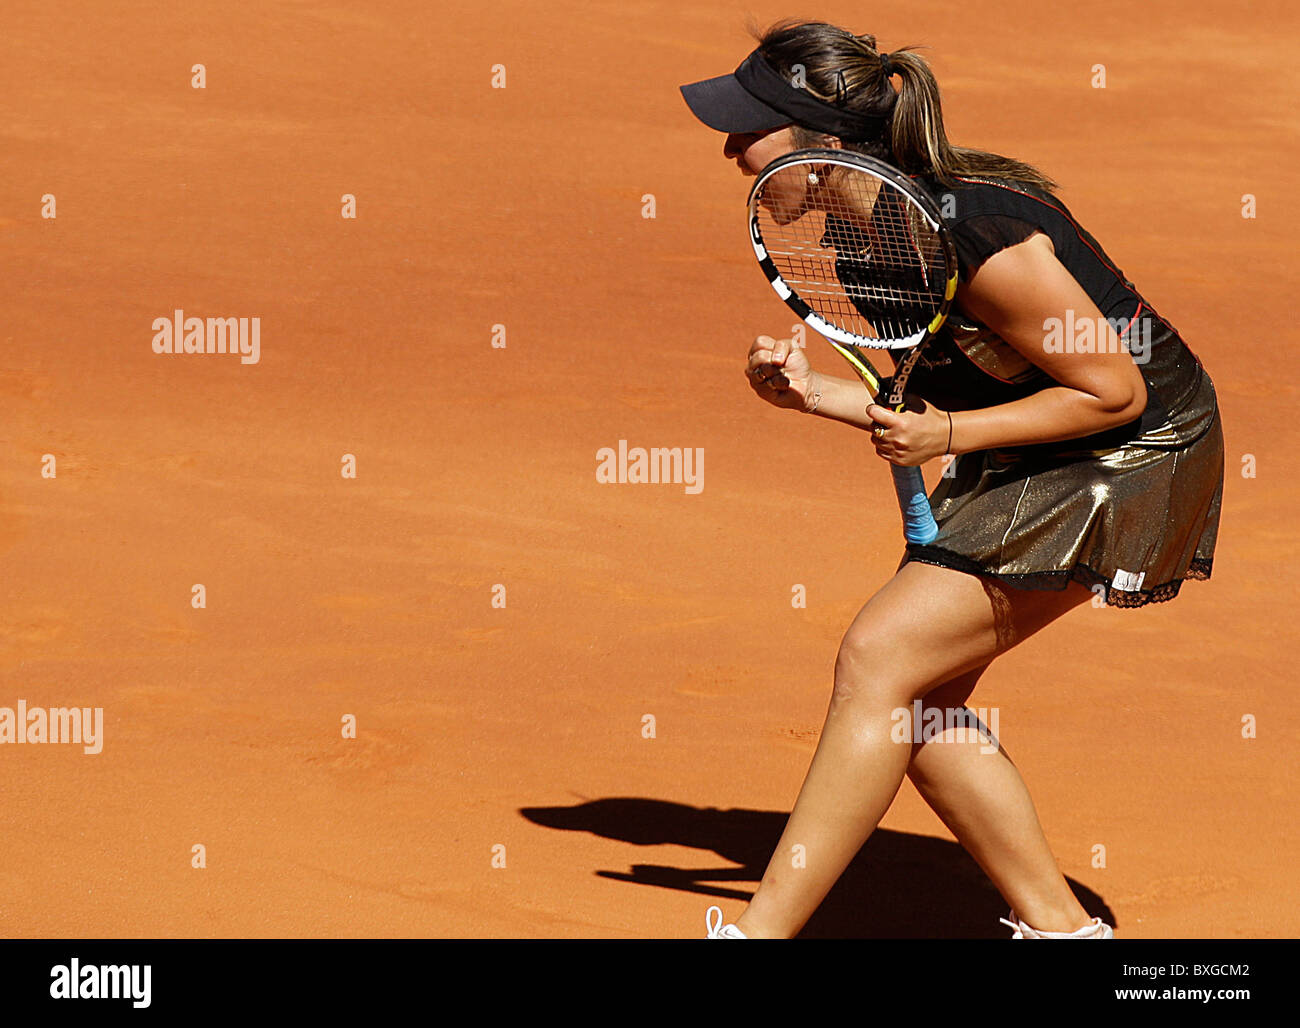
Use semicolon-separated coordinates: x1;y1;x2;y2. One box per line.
887;347;926;406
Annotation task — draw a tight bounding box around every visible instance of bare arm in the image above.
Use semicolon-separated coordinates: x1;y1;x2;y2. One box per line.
804;369;879;427
748;233;1147;463
938;232;1148;454
814;232;1149;465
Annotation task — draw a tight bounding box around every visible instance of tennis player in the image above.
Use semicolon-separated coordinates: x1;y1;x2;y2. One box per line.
680;19;1224;939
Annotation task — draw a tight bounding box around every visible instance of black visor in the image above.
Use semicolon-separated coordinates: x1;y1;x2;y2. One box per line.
680;49;892;142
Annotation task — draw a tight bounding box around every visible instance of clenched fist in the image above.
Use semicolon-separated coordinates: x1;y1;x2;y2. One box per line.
745;335;820;412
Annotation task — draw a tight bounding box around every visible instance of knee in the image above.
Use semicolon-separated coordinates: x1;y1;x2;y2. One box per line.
832;626;901;709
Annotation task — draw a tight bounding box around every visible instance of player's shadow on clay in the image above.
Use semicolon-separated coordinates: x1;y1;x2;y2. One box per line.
520;797;1114;939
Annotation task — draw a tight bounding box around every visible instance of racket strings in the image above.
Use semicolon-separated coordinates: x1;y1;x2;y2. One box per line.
754;167;947;344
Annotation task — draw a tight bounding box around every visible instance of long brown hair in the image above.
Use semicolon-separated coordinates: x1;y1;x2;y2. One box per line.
752;18;1057;191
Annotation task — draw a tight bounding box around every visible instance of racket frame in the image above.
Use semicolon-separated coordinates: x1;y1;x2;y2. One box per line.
745;148;960;546
747;147;958;351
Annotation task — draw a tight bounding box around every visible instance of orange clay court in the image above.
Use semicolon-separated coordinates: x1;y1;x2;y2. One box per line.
0;0;1296;938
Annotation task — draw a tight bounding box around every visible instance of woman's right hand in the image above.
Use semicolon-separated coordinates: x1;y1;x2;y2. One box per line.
745;335;820;412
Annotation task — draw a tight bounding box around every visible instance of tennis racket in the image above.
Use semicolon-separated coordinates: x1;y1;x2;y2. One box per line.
746;147;958;545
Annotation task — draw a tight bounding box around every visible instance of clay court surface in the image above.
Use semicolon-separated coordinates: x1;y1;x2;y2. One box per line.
1;1;1296;938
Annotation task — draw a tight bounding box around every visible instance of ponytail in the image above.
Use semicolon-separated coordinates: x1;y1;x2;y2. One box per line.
755;20;1057;191
887;48;1057;190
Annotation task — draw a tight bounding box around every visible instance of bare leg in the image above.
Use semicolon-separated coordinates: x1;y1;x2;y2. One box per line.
905;665;1093;933
733;563;1091;939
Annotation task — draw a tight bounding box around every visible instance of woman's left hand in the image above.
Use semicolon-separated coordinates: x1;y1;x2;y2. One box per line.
865;401;951;466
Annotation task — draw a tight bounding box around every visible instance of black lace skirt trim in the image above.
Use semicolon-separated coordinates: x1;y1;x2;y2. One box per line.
902;547;1214;609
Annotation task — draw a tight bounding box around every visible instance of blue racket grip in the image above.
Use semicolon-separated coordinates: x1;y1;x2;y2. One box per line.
891;466;939;545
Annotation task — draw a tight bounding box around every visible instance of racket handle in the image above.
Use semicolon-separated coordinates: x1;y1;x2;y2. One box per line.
891;466;939;545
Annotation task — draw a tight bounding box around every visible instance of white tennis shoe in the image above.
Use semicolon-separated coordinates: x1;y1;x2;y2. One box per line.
1000;910;1115;939
705;906;748;939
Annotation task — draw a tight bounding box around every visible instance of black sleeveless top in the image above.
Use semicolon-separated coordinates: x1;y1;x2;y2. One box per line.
899;175;1214;456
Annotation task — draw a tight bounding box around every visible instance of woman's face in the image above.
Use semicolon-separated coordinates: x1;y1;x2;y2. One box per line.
723;125;798;177
726;126;843;225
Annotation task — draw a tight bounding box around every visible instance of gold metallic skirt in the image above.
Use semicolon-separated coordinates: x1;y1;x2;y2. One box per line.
899;369;1224;608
